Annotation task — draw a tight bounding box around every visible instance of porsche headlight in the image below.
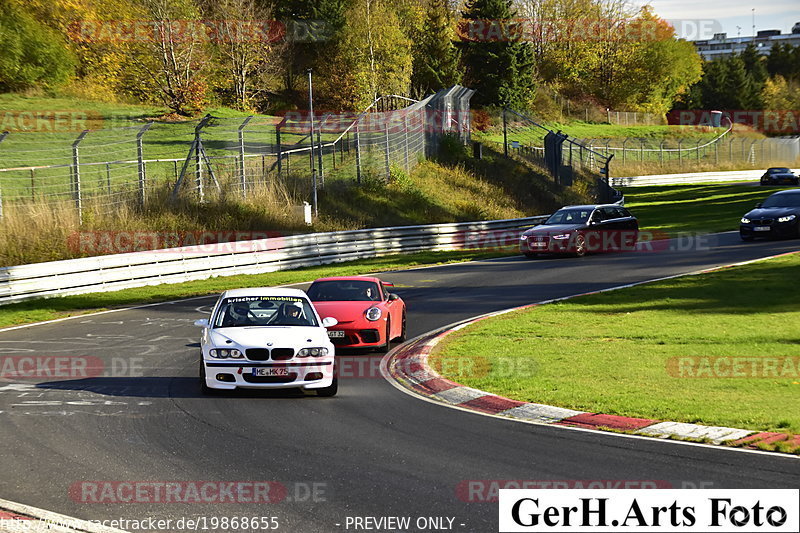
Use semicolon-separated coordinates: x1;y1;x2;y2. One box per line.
741;217;750;224
778;214;796;223
551;233;571;240
297;347;329;358
210;348;243;359
365;307;382;321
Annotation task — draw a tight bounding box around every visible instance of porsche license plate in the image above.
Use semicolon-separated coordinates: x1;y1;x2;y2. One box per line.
253;367;289;377
754;226;770;232
328;330;345;338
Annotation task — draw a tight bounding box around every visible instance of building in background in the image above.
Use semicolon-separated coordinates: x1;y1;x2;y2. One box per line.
693;24;800;60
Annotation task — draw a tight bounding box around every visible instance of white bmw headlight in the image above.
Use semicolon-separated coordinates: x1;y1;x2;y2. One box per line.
365;307;382;321
210;348;243;359
551;233;571;240
297;347;329;358
778;214;796;223
741;217;750;224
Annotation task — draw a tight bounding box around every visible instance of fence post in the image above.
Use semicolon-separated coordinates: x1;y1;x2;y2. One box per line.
238;116;253;198
137;122;153;207
696;139;701;161
355;121;362;185
0;132;7;216
193;115;213;202
678;139;683;167
316;116;325;186
106;163;112;196
640;140;644;161
729;137;733;162
30;168;35;201
384;123;391;182
502;108;508;157
622;138;628;164
715;139;719;165
72;130;89;223
276;126;282;178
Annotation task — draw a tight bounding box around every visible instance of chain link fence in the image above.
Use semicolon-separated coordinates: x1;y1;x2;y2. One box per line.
580;135;800;170
0;86;475;221
476;108;620;203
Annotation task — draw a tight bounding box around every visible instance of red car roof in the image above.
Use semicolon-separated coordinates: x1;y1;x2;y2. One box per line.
311;276;385;283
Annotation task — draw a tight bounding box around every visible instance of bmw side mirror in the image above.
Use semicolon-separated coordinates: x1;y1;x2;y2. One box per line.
322;317;338;328
388;293;400;301
755;203;762;208
194;318;209;328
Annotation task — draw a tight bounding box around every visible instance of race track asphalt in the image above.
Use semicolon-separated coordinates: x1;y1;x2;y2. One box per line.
0;232;798;532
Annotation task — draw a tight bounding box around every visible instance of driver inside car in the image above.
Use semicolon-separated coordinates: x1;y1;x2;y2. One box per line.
280;302;308;326
223;302;256;326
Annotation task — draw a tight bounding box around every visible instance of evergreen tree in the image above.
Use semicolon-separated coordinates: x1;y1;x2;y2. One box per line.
767;43;792;79
741;43;767;85
726;55;759;109
460;0;535;108
697;59;730;109
411;0;462;95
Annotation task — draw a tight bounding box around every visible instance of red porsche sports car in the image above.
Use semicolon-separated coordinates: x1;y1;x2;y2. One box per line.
307;276;406;352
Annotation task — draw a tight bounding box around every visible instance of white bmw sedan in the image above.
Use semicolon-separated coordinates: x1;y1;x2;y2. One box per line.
195;288;338;396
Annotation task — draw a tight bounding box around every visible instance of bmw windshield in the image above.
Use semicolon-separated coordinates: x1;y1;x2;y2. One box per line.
761;194;800;208
213;296;319;327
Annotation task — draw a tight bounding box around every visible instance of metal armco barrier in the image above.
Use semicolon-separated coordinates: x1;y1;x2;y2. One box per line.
611;168;800;187
0;217;547;305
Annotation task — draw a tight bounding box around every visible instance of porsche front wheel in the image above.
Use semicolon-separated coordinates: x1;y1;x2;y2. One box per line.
398;312;407;342
380;319;392;353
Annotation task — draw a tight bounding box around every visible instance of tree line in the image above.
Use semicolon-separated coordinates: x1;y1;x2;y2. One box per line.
1;0;706;116
675;43;800;112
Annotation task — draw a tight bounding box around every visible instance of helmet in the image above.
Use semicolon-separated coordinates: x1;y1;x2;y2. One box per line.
286;302;303;317
231;303;250;317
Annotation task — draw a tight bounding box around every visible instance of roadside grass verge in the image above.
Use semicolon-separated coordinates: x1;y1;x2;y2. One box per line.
0;249;515;329
429;253;800;441
623;183;800;235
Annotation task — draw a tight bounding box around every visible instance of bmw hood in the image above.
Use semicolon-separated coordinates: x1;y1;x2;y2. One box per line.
209;327;330;348
743;207;799;219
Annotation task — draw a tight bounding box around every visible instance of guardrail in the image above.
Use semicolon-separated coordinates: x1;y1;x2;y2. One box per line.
611;169;800;187
0;216;547;305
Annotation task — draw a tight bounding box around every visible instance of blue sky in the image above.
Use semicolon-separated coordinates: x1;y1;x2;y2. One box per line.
631;0;800;39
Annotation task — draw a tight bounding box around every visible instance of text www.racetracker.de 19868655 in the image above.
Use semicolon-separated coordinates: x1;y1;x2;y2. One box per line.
0;515;280;532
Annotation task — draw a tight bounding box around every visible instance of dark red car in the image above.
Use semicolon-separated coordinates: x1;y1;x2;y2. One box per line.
307;276;407;352
519;204;639;257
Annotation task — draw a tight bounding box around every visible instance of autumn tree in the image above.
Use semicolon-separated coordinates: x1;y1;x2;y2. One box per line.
199;0;286;111
0;1;75;91
318;0;413;110
124;0;210;115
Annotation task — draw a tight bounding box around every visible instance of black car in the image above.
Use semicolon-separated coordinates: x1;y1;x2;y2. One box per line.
760;168;799;186
740;189;800;240
519;204;639;257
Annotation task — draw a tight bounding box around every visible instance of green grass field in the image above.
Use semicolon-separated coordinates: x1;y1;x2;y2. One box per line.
473;122;731;146
430;253;800;443
622;183;798;235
